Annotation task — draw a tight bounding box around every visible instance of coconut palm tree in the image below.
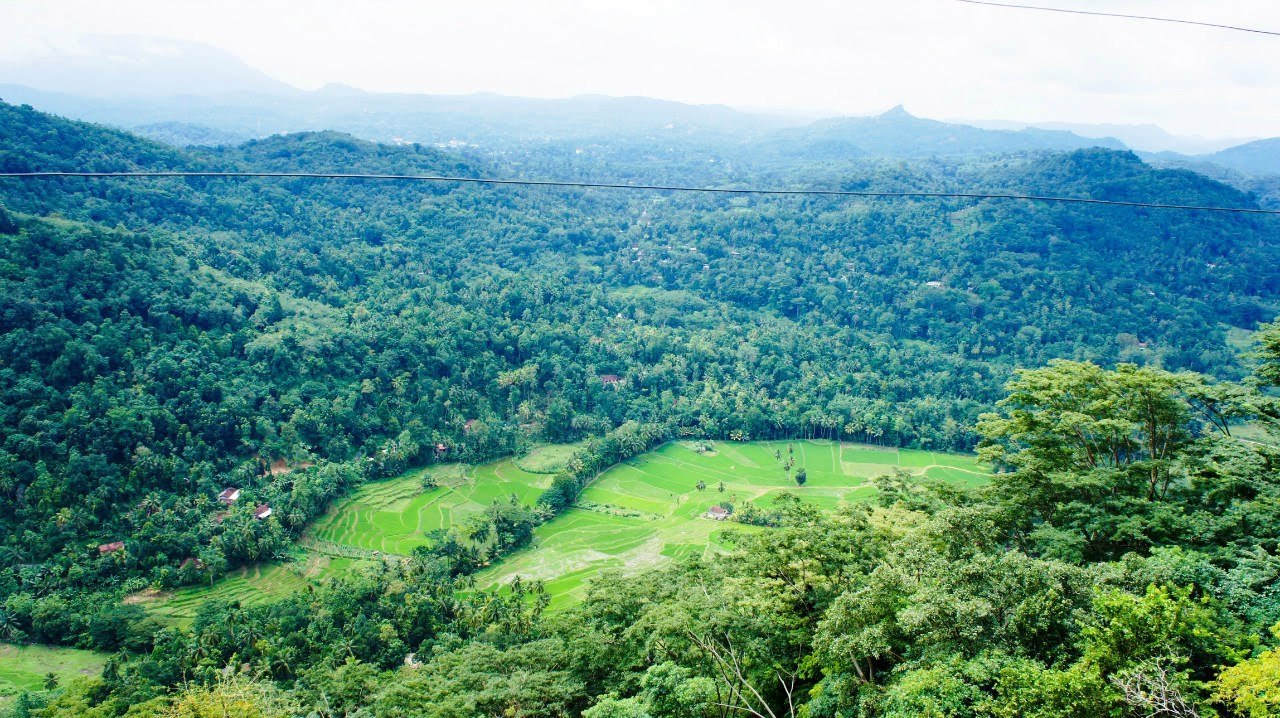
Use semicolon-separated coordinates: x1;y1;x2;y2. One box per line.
0;607;17;640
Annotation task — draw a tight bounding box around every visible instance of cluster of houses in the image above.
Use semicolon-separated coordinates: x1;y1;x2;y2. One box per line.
219;487;272;519
96;485;272;558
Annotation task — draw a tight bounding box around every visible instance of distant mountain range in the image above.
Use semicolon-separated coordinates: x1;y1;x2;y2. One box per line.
0;35;296;98
1200;138;1280;176
964;119;1254;155
763;105;1126;160
1;35;1277;176
0;82;798;146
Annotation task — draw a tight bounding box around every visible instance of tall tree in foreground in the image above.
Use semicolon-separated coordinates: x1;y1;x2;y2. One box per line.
976;360;1275;561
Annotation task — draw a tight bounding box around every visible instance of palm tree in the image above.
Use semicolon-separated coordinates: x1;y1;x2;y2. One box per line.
0;608;17;640
332;634;357;661
138;494;161;517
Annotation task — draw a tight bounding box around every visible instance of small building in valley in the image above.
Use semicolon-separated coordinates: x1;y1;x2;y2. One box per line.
706;506;730;521
599;374;623;386
217;487;242;505
98;541;125;555
253;504;273;520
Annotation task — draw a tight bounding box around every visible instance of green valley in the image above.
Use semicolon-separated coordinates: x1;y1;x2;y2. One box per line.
130;440;987;620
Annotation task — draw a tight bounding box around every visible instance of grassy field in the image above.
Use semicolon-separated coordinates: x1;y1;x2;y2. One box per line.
0;643;108;706
480;440;988;607
515;442;585;474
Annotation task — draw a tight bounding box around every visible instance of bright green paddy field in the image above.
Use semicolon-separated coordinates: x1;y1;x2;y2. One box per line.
130;440;987;619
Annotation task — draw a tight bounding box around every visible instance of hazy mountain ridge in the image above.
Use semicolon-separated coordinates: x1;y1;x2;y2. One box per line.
132;121;251;147
7;78;1277;179
0;82;799;148
0;35;298;98
760;105;1127;160
3;32;1275;175
1203;137;1280;176
966;118;1254;155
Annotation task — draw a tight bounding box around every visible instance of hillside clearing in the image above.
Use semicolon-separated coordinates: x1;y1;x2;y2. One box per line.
0;643;108;707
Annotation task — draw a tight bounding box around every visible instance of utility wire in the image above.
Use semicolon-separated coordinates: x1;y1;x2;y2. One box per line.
955;0;1280;37
2;170;1278;215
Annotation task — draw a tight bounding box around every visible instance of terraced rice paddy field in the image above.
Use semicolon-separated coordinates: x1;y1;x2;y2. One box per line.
0;643;108;706
480;440;988;606
308;450;567;555
132;554;369;625
131;446;580;623
130;440;986;618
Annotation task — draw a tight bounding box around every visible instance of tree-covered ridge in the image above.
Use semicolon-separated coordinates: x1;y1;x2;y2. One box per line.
4;101;1277;373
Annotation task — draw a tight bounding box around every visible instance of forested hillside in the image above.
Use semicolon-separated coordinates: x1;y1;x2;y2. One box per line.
3;98;1280;717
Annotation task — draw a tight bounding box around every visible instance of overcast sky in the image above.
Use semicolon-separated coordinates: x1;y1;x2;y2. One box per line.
4;0;1279;139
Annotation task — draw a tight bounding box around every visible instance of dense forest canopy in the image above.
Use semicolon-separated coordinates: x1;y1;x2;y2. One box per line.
2;98;1280;717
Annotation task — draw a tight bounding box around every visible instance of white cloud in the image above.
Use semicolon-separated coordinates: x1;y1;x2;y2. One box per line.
3;0;1278;138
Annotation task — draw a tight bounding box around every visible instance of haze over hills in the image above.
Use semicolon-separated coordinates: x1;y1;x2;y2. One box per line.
1202;137;1280;176
0;81;799;146
0;35;297;98
965;118;1256;155
4;33;1277;177
765;105;1126;160
6;80;1280;181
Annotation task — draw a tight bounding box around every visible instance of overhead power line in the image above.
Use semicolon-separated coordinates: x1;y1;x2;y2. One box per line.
955;0;1280;37
2;170;1278;215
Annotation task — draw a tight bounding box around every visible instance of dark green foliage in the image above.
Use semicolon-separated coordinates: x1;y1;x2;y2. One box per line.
0;204;16;234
